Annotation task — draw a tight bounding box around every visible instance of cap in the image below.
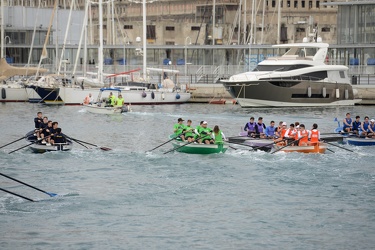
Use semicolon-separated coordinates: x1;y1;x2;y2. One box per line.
371;119;375;123
178;118;184;122
202;121;208;125
296;125;300;128
282;122;287;126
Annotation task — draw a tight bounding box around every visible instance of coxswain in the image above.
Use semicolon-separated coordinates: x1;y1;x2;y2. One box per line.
343;113;353;132
244;117;256;137
212;125;226;144
308;123;320;144
34;111;43;138
173;118;186;141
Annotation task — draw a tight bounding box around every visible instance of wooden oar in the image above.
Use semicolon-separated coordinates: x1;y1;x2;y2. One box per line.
0;172;57;197
65;136;111;151
271;137;304;154
8;135;51;154
0;135;27;149
251;139;285;151
0;187;35;202
324;141;355;153
64;136;89;149
147;131;189;152
163;135;204;154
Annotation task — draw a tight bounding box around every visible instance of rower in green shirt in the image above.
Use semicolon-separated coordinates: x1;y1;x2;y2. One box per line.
183;120;195;142
173;118;186;141
197;121;214;144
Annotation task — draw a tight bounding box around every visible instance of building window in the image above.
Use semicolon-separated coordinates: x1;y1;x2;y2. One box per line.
296;27;305;32
166;26;175;31
294;1;298;8
323;1;327;8
147;25;156;39
124;25;133;29
321;27;330;32
339;71;345;78
301;1;305;8
191;26;200;31
309;1;312;8
316;1;320;8
287;1;291;7
272;0;276;7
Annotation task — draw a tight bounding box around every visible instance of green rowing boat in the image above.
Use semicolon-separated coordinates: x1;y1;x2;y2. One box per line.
169;135;228;154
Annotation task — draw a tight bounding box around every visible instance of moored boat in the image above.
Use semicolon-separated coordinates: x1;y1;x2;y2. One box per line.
272;142;327;154
170;136;228;154
25;131;73;153
221;35;360;107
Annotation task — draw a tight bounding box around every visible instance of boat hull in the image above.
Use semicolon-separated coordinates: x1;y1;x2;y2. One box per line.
222;80;359;107
25;131;73;153
171;140;228;154
29;86;191;105
344;137;375;146
0;86;29;102
84;103;126;114
272;142;327;154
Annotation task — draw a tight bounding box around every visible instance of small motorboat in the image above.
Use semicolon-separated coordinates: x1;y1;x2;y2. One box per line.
271;142;327;154
169;136;228;154
85;87;131;115
25;131;73;153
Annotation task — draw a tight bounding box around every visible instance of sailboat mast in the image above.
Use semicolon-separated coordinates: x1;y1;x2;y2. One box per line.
142;0;146;79
98;0;104;83
1;0;4;58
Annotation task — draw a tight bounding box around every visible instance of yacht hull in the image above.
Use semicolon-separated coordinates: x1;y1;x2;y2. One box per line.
223;80;359;107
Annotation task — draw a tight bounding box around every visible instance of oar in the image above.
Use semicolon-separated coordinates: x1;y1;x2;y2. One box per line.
65;136;89;149
271;137;304;154
0;135;27;149
147;132;187;152
0;172;57;197
163;135;204;154
0;187;35;202
65;136;111;151
8;135;53;154
324;141;355;153
251;139;285;151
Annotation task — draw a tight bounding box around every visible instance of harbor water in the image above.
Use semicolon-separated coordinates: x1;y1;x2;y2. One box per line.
1;103;374;249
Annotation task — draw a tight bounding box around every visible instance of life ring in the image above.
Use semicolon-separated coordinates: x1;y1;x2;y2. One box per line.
142;91;147;98
176;93;180;99
151;91;155;99
1;88;6;99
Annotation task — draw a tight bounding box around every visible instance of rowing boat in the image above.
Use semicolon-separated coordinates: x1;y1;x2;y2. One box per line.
170;136;228;154
25;131;73;153
344;137;375;146
272;142;327;154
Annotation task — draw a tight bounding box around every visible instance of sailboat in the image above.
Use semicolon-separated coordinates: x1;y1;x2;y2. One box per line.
32;0;190;105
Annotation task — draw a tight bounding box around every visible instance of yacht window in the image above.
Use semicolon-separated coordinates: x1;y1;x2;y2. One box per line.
339;71;345;78
254;64;312;71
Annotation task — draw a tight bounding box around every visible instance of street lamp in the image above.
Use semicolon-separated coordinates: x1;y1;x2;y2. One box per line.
4;36;11;58
184;36;192;84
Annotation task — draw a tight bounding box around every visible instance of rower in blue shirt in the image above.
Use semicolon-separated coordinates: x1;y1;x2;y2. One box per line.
343;113;353;132
352;115;361;135
265;121;276;138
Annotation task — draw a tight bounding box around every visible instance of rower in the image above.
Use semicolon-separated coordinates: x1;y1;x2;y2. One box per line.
51;128;66;145
254;117;266;138
297;124;309;146
173;118;186;141
309;123;320;144
244;117;256;137
197;121;214;144
183;120;195;142
212;125;226;144
34;111;43;139
368;119;375;138
352;116;361;135
343;113;353;132
360;116;370;137
265;121;276;138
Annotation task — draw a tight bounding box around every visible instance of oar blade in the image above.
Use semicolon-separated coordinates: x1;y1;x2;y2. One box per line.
46;192;58;197
100;147;112;151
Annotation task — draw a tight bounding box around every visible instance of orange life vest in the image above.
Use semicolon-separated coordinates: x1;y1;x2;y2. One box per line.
298;130;309;146
310;129;319;143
